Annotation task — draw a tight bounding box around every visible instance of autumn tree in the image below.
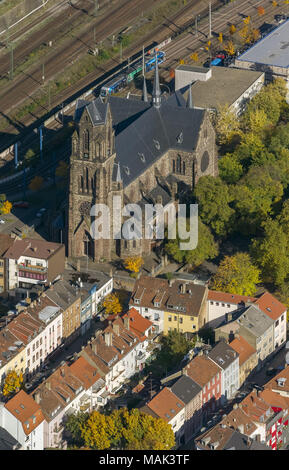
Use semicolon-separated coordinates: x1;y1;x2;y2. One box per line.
0;199;12;214
214;104;241;145
218;154;244;184
190;52;199;62
29;176;44;191
211;253;261;296
123;256;143;273
80;411;119;450
257;6;265;15
3;370;23;397
103;292;122;316
218;32;223;44
224;40;235;56
229;24;236;35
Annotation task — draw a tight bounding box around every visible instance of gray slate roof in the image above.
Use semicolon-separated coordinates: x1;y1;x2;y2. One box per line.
0;426;20;450
208;341;239;370
45;279;80;310
171;375;202;404
237;305;274;338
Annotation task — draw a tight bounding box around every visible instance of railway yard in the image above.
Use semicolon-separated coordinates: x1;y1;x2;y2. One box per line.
0;0;289;195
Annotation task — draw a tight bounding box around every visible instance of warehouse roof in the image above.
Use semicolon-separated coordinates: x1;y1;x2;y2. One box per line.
237;19;289;68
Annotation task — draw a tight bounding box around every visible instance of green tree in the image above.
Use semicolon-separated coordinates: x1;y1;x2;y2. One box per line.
214;104;241;145
194;176;235;238
165;218;218;267
65;412;89;447
211;252;261;295
251;218;289;287
218;154;244;184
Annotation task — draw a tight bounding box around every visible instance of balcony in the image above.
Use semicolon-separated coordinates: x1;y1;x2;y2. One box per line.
17;263;47;273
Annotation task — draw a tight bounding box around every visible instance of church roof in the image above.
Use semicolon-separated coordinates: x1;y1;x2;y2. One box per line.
75;91;206;188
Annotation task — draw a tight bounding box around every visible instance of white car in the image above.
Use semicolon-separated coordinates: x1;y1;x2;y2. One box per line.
39;208;47;213
0;219;5;224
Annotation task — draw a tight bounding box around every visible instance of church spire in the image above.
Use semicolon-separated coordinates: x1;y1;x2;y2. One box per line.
116;162;122;183
187;83;193;109
152;52;161;108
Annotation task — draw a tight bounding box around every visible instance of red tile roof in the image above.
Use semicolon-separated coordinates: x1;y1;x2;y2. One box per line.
69;357;101;390
146;387;185;422
208;290;257;305
5;390;45;435
229;335;256;366
122;308;153;340
254;292;286;321
184;355;222;387
3;238;63;260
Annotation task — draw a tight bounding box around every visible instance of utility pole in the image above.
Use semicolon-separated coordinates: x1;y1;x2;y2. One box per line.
208;1;212;39
42;63;45;84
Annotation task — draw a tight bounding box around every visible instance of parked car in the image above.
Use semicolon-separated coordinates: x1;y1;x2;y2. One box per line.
275;14;286;24
0;219;5;224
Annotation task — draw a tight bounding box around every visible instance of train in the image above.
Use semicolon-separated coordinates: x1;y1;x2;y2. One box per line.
100;51;166;97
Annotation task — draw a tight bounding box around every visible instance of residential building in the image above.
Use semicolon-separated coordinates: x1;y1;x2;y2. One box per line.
129;275;208;334
4;238;65;294
80;313;154;395
0;328;26;385
170;374;202;441
184;354;222;417
195;423;269;450
235;20;289;82
264;365;289;398
229;334;257;387
143;387;185;446
255;292;287;352
177;65;264;115
45;279;81;343
0;390;45;450
236;305;274;367
208;341;239;402
207;290;257;329
0;234;14;293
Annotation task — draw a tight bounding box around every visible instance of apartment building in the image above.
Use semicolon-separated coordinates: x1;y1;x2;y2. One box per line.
207;290;257;329
130;275;208;335
230;334;257;387
0;328;26;385
4;238;65;293
195;423;269;450
0;234;14;293
255;292;287;352
208;341;239;403
0;390;45;450
142;387;185;446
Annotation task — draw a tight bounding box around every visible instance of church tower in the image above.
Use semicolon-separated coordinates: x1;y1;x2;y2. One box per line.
67;101;118;261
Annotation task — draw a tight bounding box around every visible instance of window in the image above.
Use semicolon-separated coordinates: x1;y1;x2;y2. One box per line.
168;316;172;322
275;320;279;327
179;317;183;324
222;303;225;307
281;314;285;322
27;348;30;356
216;302;219;306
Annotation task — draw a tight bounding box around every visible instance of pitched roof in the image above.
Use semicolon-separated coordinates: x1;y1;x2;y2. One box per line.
69;356;102;390
221;405;257;436
0;234;14;257
264;365;289;394
122;307;153;340
6;311;43;345
0;327;25;367
170;374;202;404
208;341;238;370
5;390;45;435
45;279;81;310
237;305;274;338
229;335;256;366
254;292;286;321
184;355;221;387
146;387;185;422
3;238;63;260
208;290;257;305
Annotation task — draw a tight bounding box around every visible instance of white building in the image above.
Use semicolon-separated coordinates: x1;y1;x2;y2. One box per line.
208;341;239;403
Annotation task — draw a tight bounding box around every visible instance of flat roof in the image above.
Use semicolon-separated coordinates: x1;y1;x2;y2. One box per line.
188;66;264;109
237;19;289;68
176;65;210;73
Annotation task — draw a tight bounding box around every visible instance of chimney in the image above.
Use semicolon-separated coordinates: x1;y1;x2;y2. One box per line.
238;424;244;434
104;332;112;347
169;279;173;287
123;316;130;331
60;368;65;377
227;312;232;322
113;323;120;336
180;283;186;294
91;342;97;354
233;403;238;410
34;391;41;404
46;381;51;391
156;195;162;205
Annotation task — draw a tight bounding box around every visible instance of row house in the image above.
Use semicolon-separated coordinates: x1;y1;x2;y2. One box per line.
80;311;154;395
129;275;208;335
170;374;202;442
0;328;26;386
208;341;239;403
45;279;81;343
195;423;269;450
207;290;257;329
0;390;45;450
32;357;106;449
184;354;222;417
265;365;289;399
0;234;14;294
3;237;65;295
230;334;258;387
255;292;287;352
141;387;185;447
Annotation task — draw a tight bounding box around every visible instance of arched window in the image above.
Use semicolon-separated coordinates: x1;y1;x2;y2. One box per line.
80;176;84;192
173;160;175;173
177;155;181;174
83;130;89;158
86;168;89;191
183;161;186;175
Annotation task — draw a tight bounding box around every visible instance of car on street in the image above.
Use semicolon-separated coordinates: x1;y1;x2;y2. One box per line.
0;219;5;224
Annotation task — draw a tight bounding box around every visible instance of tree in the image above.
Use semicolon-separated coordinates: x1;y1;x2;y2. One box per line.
243;16;251;25
224;40;235;56
0;200;12;214
251;218;289;287
3;370;23;397
214;104;241;145
218;32;223;44
218;154;244;184
165;218;218;267
194;176;235;238
190;52;199;62
65;412;89;447
80;411;118;450
103;292;122;316
272;1;278;6
29;176;44;191
123;256;143;273
257;6;265;15
211;253;261;296
229;24;237;35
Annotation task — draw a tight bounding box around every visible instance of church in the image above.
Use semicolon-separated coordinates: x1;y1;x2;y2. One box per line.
67;59;218;262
